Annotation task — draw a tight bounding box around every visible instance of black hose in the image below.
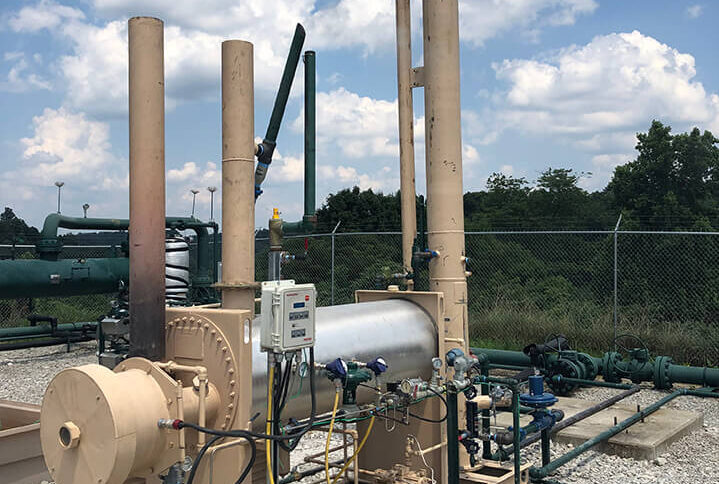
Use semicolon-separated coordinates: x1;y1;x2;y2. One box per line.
408;386;448;423
186;435;222;484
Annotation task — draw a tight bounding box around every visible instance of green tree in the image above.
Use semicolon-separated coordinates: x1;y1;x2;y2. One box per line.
0;208;40;245
609;120;719;229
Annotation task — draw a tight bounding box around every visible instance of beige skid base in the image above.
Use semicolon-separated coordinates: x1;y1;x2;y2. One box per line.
0;399;50;484
460;461;529;484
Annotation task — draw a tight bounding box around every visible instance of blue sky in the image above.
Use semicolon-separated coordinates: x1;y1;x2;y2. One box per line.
1;0;718;228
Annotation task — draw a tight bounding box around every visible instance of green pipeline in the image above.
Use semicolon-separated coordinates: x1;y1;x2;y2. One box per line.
471;346;719;391
0;321;97;339
34;214;214;285
0;257;128;299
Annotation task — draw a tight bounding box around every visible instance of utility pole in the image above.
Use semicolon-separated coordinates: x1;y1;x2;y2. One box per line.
54;181;64;214
207;186;217;221
190;189;199;217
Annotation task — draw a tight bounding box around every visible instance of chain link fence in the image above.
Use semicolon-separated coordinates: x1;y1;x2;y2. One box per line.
2;231;718;365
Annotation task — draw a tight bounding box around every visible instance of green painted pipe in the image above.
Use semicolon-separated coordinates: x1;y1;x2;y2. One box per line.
529;388;719;479
303;50;316;223
473;346;719;391
266;24;305;144
0;321;97;338
0;258;128;298
472;348;532;367
34;213;214;285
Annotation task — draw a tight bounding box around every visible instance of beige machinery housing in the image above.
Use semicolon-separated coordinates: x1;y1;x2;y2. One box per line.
39;1;471;483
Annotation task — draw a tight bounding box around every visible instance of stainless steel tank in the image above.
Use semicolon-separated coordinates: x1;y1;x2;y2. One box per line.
251;298;437;427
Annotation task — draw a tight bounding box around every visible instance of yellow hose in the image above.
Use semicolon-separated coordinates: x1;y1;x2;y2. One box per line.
330;415;375;484
325;390;340;484
266;367;275;484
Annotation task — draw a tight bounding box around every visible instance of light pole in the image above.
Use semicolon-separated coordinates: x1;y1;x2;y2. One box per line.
54;181;64;214
190;189;199;217
207;186;217;221
83;203;90;218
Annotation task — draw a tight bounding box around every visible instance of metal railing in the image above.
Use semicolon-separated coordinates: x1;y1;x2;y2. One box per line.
2;230;717;365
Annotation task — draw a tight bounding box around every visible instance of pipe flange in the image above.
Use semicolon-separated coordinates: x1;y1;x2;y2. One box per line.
653;355;673;390
546;359;581;396
602;352;623;383
577;352;599;381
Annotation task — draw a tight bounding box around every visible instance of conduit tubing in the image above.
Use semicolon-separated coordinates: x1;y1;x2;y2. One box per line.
529;388;719;479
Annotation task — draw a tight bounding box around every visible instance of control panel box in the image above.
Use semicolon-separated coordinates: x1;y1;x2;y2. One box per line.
260;280;316;353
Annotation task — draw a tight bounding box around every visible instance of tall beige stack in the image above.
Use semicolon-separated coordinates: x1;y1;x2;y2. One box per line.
422;0;469;353
128;16;166;360
220;40;256;313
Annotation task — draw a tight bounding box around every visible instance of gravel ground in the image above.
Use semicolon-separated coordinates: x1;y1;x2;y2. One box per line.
2;344;718;484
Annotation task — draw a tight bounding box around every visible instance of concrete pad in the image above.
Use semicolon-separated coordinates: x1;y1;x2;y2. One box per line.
495;396;703;460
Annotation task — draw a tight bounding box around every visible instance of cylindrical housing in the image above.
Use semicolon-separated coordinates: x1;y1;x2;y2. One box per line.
422;0;468;348
221;40;255;311
395;0;417;284
250;299;437;427
128;16;166;360
303;51;317;221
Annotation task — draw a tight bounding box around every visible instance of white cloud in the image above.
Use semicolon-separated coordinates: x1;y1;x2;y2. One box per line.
299;88;399;160
318;164;393;191
20;108;117;183
8;0;85;32
167;162;200;182
459;0;597;47
687;5;703;18
485;31;719;140
0;53;51;92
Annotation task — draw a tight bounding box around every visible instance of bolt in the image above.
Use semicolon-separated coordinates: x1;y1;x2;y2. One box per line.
204;324;210;329
222;346;228;353
230;380;236;386
217;338;222;344
225;357;231;363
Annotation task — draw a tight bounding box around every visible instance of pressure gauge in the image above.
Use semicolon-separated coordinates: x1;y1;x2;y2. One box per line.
432;357;443;370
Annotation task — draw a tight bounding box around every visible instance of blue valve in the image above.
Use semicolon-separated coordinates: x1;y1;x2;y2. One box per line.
367;357;388;376
325;358;348;380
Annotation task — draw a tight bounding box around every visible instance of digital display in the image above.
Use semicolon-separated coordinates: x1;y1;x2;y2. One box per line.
289;310;309;321
291;328;306;338
293;302;305;308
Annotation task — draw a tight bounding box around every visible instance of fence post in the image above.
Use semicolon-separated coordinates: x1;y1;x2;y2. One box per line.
330;221;341;305
613;214;622;348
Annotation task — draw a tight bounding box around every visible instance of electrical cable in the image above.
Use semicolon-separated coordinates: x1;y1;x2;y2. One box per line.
329;415;375;484
325;390;341;484
186;435;222;484
408;387;448;423
266;362;276;484
185;434;257;484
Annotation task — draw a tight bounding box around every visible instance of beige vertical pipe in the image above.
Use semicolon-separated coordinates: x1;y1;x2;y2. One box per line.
395;0;417;290
221;40;255;311
422;0;469;350
128;17;166;360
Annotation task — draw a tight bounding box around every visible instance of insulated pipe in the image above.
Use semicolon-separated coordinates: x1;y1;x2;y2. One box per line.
422;0;468;350
250;299;437;429
128;16;166;360
395;0;417;288
221;40;255;311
